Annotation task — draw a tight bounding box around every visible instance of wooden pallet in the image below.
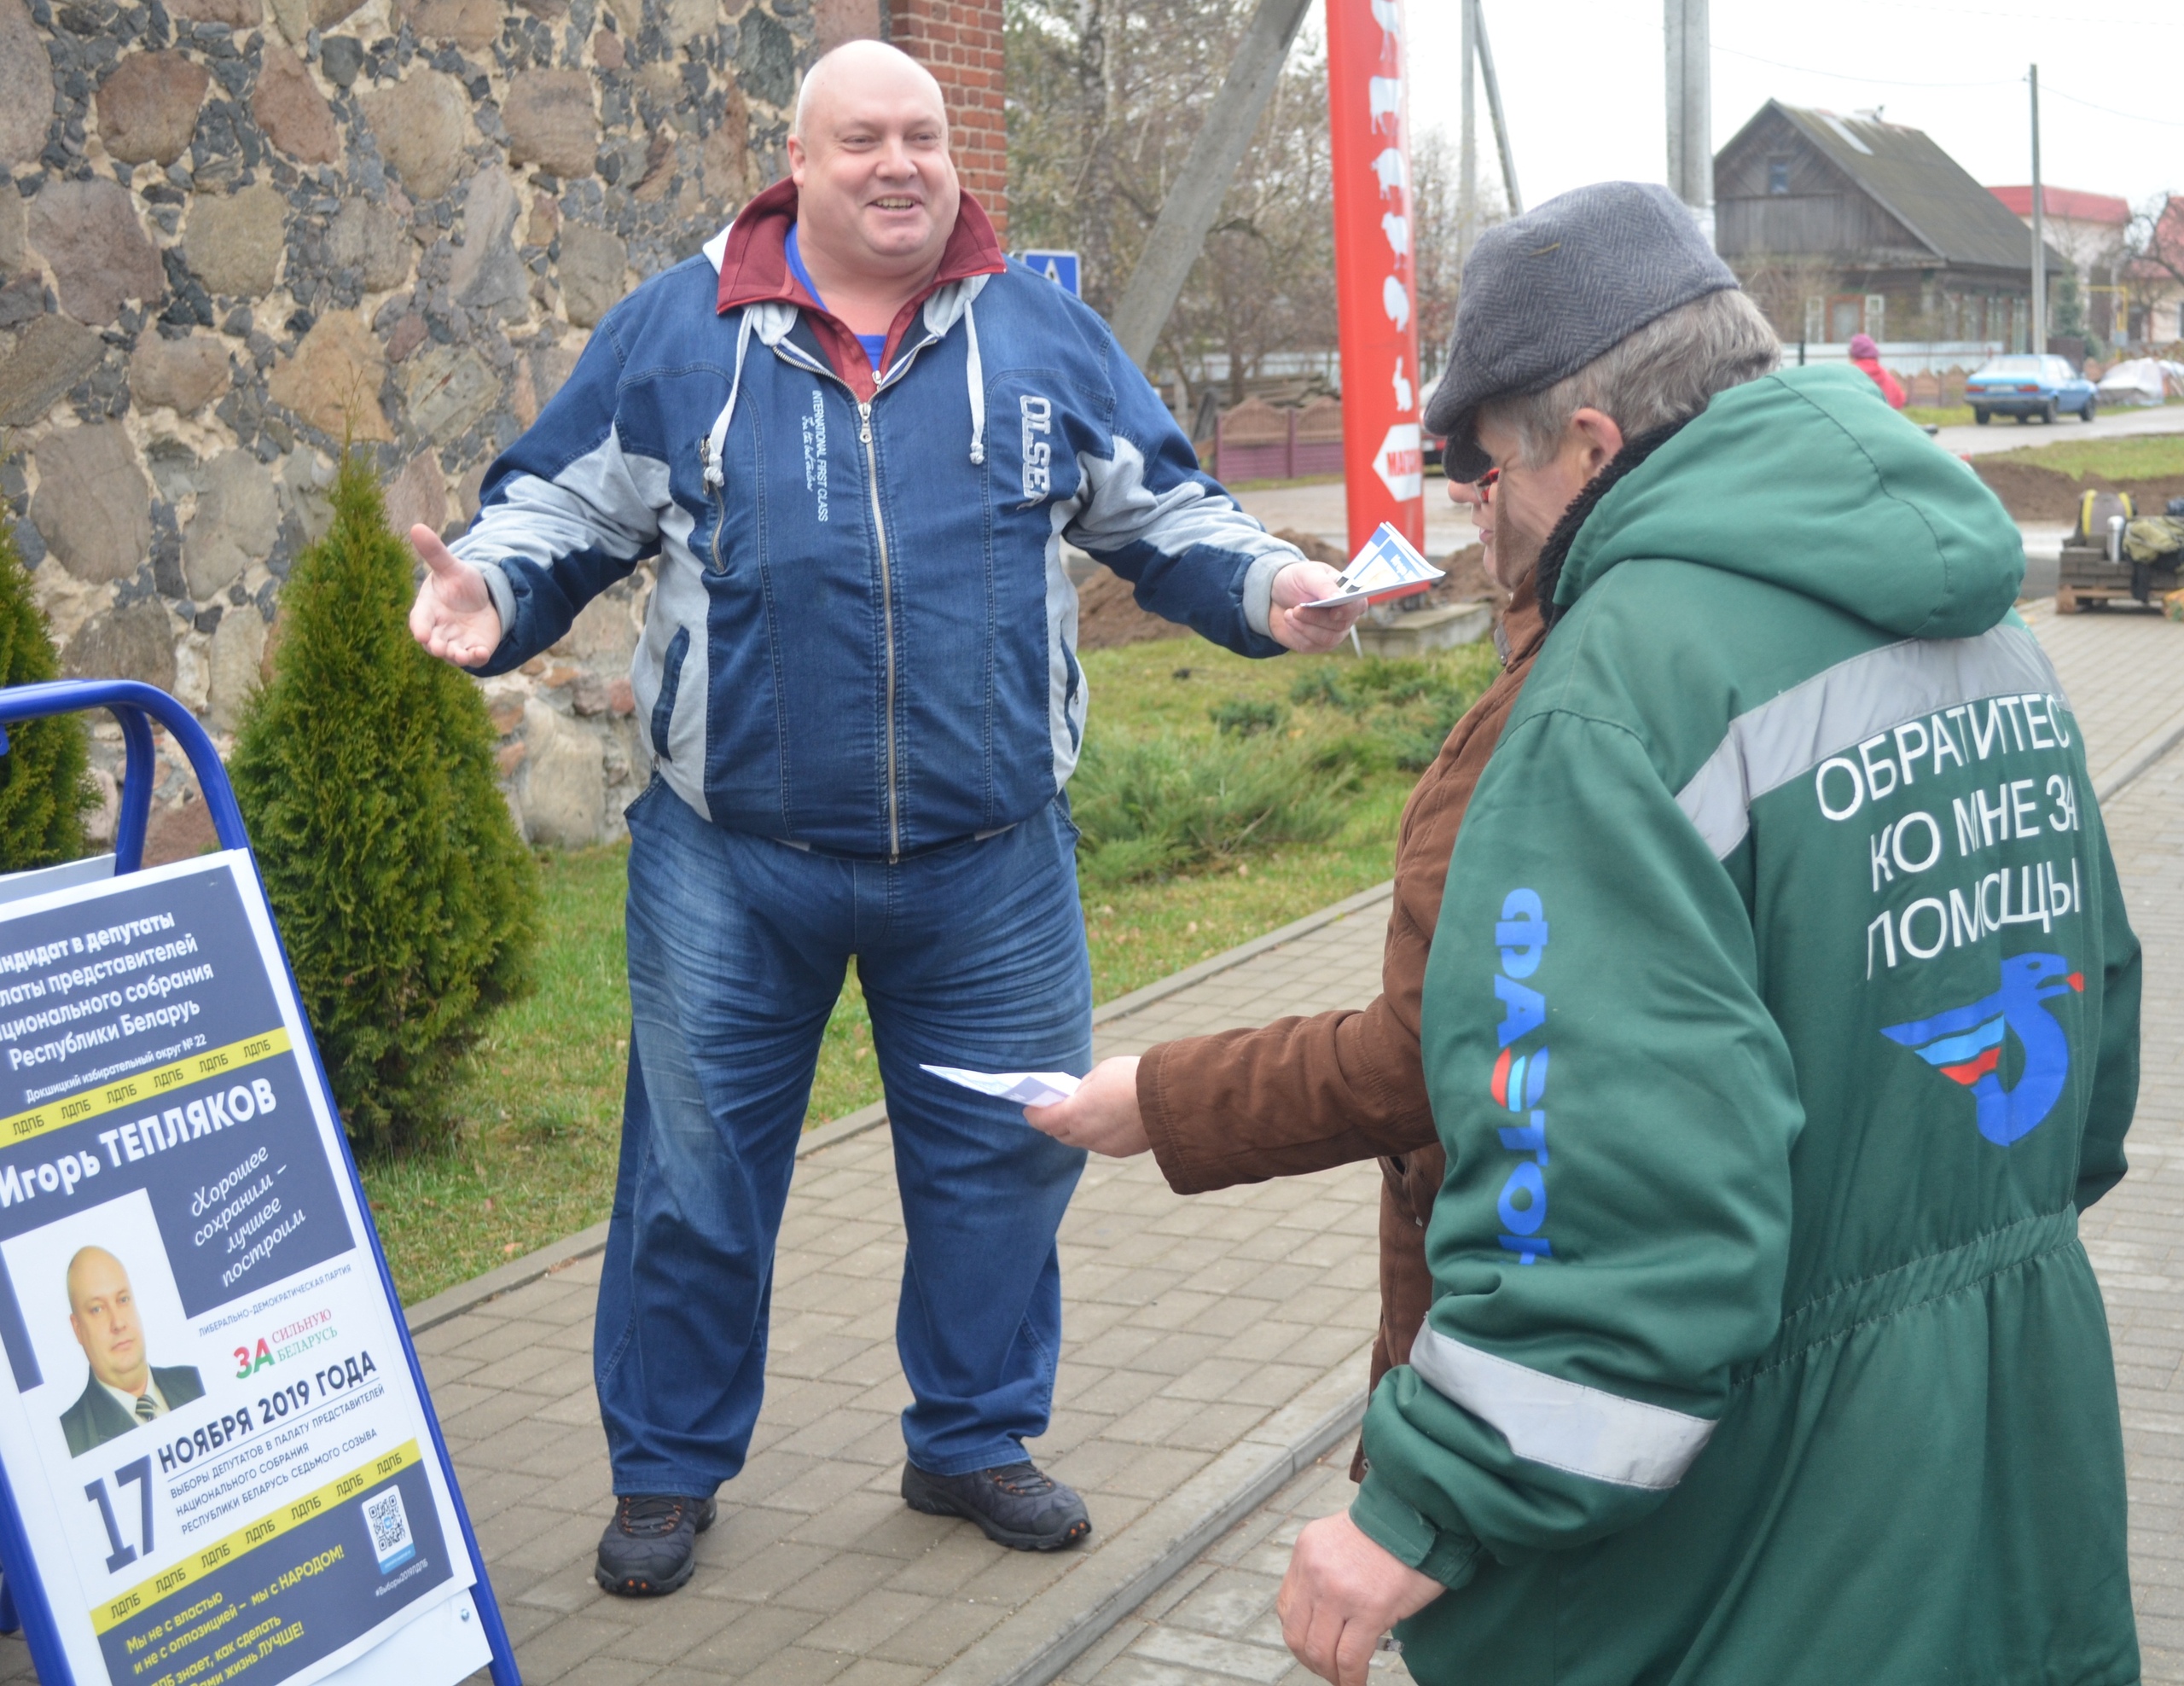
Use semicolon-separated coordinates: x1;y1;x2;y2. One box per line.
2055;544;2180;613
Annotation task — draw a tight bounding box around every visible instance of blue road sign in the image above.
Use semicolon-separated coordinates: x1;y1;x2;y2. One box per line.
1018;250;1081;297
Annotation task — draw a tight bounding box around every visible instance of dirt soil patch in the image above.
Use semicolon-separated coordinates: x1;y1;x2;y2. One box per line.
1075;530;1351;653
1076;568;1179;652
1274;527;1346;566
1434;541;1495;603
1974;459;2184;524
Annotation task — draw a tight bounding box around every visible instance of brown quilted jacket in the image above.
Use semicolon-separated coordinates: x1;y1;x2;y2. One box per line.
1137;578;1546;1467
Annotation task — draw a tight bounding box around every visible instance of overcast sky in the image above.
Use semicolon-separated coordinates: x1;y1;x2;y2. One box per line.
1377;0;2184;218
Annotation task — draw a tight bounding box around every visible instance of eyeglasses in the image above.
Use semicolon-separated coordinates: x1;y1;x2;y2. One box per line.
1473;467;1499;503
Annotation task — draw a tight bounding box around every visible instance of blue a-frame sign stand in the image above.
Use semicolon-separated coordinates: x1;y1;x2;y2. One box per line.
0;679;521;1686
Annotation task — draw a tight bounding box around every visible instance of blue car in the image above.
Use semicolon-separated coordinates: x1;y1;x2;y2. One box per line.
1966;354;2098;425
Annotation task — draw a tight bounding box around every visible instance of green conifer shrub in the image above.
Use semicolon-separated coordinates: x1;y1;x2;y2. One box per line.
1070;734;1354;886
231;454;537;1156
0;516;97;872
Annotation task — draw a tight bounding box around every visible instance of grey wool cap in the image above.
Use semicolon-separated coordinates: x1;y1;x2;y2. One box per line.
1424;180;1740;480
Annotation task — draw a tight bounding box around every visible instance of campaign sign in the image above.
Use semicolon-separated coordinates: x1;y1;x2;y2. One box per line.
1326;0;1424;554
1018;250;1081;297
0;852;491;1686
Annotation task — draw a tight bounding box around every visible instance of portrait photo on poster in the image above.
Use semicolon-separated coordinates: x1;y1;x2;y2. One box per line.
0;1189;204;1464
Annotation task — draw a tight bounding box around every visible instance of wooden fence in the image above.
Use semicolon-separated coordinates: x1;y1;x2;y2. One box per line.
1211;397;1344;482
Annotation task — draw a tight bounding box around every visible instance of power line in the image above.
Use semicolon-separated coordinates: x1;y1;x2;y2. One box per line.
1827;0;2181;26
1714;41;2184;131
2041;82;2184;131
1711;43;2012;90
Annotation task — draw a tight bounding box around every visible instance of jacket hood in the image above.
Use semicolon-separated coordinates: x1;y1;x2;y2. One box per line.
1557;364;2023;640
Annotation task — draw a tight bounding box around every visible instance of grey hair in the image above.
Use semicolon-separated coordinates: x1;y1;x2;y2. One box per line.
1480;288;1780;468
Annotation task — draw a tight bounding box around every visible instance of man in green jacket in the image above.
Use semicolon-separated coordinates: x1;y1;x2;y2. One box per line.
1279;182;2142;1685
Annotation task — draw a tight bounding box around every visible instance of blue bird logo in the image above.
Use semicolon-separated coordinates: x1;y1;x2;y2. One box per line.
1880;952;2083;1147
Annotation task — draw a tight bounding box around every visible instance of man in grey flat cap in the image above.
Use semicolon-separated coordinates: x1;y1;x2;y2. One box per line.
1276;181;2140;1686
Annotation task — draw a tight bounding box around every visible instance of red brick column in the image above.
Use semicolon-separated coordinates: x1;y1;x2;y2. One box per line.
887;0;1007;240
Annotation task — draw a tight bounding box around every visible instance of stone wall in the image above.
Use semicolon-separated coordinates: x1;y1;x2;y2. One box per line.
0;0;1005;852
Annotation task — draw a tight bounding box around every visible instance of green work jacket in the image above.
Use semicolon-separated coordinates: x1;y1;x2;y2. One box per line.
1356;365;2143;1686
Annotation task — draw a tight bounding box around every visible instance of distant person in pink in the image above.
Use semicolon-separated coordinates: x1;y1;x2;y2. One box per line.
1849;333;1907;409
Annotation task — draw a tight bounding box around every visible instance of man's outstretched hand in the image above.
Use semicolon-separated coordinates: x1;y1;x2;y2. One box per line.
1024;1056;1147;1156
1269;560;1367;654
407;526;502;667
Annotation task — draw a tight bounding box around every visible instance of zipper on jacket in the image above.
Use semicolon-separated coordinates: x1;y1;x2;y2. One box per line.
858;399;902;861
698;438;729;574
762;331;944;860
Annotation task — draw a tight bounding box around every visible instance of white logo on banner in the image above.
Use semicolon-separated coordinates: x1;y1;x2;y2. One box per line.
1380;212;1411;258
1382;276;1410;331
1370;148;1406;198
1371;0;1400;39
1375;424;1424;502
1391;358;1414;414
1369;76;1402;131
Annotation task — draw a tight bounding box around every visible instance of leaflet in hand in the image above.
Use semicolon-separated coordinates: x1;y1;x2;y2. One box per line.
921;1064;1082;1108
1300;522;1445;608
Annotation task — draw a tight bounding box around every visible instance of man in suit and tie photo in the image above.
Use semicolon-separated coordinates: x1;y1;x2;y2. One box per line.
58;1247;202;1458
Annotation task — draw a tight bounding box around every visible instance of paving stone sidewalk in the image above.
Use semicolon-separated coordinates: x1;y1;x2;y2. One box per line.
2078;741;2184;1683
2018;599;2184;798
1056;1451;1414;1686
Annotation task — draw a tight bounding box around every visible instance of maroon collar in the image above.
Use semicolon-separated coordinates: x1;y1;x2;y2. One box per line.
714;178;1006;397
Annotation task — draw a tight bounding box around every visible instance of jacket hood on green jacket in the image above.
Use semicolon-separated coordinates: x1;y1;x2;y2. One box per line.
1557;364;2024;640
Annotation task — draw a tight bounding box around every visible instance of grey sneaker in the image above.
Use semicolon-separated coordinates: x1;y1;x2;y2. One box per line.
594;1492;717;1596
901;1459;1091;1550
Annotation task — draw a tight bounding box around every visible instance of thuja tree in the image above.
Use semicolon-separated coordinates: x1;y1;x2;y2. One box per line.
232;454;537;1155
0;516;96;872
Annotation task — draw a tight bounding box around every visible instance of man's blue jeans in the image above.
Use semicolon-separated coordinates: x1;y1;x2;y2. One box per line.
594;781;1092;1495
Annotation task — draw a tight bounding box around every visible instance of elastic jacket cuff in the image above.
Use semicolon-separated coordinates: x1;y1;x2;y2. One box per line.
473;558;519;648
1350;1476;1483;1592
1243;551;1302;637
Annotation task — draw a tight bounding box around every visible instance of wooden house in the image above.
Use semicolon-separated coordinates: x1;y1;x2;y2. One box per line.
1716;101;2065;347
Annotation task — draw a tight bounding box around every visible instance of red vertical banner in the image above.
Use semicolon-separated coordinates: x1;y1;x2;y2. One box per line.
1326;0;1424;555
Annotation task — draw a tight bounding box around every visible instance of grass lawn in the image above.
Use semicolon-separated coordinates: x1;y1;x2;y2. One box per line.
1905;404;1974;428
1984;432;2184;483
361;630;1500;1302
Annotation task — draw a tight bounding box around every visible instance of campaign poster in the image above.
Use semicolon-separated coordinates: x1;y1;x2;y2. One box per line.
0;853;491;1686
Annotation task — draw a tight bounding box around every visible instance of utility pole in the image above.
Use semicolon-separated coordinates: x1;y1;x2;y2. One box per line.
1457;0;1478;266
1664;0;1712;241
2029;63;2046;356
1475;1;1521;215
1107;0;1314;369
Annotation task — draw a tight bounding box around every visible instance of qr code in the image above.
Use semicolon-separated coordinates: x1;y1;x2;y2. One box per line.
363;1487;415;1573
